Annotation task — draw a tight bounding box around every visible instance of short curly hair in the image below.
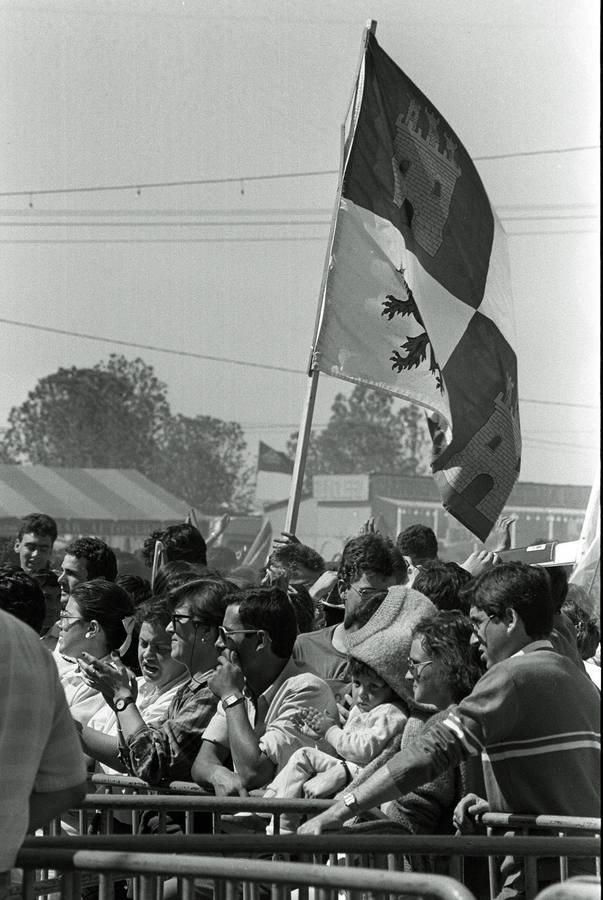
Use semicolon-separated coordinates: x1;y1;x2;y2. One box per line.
0;565;47;634
396;524;438;564
338;533;407;587
17;513;58;543
412;610;482;702
269;543;325;575
142;524;207;567
64;537;117;582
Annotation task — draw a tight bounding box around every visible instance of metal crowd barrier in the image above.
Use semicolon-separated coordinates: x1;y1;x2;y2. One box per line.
13;847;477;900
30;777;600;900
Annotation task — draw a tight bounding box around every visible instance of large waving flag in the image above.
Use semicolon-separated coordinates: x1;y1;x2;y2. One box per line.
314;31;521;541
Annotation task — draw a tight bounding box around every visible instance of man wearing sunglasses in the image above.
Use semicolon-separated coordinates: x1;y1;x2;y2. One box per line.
192;585;338;797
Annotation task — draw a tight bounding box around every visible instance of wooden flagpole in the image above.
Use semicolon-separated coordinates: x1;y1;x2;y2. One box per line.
284;20;377;534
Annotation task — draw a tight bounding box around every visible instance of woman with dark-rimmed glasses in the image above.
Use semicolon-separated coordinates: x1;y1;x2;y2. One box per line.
79;577;235;786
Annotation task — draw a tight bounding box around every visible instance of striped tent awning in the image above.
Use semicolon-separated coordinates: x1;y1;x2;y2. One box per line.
0;464;188;534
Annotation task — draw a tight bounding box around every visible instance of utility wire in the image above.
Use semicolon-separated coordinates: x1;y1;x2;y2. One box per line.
0;146;597;199
0;214;597;226
0;318;304;375
0;317;599;411
2;202;597;216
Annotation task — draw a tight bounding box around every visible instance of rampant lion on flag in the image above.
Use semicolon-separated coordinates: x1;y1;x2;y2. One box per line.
382;270;444;394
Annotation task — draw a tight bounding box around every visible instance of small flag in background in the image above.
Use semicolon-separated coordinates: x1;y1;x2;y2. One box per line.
314;32;521;541
257;441;294;474
256;441;294;504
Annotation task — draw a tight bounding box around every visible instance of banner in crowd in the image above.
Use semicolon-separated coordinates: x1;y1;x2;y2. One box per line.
256;441;294;504
313;32;521;541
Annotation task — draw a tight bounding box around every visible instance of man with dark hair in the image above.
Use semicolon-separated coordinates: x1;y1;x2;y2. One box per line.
0;565;47;634
267;541;325;589
14;512;58;574
192;585;337;795
14;513;60;634
300;562;600;898
293;533;416;701
396;523;438;567
142;523;207;568
58;536;118;605
412;560;466;613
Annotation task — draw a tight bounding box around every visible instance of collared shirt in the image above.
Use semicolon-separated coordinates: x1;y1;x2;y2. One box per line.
56;655;107;727
0;609;87;871
203;658;339;773
87;673;188;775
121;671;218;786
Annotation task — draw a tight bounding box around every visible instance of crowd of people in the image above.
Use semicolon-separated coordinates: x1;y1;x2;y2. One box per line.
0;511;600;900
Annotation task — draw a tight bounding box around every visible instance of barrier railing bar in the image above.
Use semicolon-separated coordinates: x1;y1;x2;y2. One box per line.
559;830;569;881
22;833;600;857
15;849;479;899
480;814;600;832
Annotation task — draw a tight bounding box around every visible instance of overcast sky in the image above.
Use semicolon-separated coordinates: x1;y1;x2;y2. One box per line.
0;0;599;487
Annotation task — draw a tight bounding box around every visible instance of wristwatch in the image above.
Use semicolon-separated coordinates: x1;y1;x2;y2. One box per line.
342;792;361;815
114;695;135;713
221;693;245;711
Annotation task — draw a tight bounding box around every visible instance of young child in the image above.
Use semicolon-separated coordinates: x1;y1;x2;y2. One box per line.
263;656;408;832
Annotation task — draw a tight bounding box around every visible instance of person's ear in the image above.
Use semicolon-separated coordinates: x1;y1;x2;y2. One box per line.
86;619;100;639
505;607;519;632
14;539;21;552
255;629;268;651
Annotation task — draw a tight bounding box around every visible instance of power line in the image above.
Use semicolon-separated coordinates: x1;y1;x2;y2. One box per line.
0;214;597;227
0;146;597;198
2;202;597;217
0;318;306;375
0;220;331;228
0;318;599;412
0;237;328;244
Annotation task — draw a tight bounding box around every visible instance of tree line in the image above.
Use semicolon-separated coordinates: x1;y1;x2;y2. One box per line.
0;355;430;512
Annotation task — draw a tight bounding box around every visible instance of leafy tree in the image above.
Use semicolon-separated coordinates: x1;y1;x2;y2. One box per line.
2;355;251;512
3;363;165;469
153;414;253;513
287;385;430;484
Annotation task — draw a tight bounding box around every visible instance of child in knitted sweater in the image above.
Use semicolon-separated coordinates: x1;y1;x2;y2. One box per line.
263;657;407;832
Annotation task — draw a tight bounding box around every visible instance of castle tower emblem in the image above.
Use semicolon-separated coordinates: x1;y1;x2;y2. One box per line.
391;98;461;257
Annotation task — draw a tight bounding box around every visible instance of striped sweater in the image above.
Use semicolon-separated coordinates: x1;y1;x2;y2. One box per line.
387;642;600;817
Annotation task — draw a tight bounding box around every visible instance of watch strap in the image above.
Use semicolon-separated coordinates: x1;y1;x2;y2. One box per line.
114;695;135;712
222;693;245;711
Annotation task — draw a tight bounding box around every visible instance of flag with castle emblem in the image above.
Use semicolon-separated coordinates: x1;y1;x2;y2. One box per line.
313;32;521;541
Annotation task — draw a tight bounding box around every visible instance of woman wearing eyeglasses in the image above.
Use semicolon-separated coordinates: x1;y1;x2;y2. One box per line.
55;579;135;727
78;577;234;786
333;610;484;863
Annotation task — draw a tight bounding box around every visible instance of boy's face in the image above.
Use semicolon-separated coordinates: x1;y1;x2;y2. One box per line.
352;670;394;712
14;532;54;573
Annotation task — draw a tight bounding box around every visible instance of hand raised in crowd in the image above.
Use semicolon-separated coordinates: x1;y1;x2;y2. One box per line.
308;569;338;600
452;792;490;833
460;549;501;577
291;705;337;738
303;765;347;799
209;647;245;699
486;514;517;552
78;652;137;707
272;531;300;549
359;516;379;535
